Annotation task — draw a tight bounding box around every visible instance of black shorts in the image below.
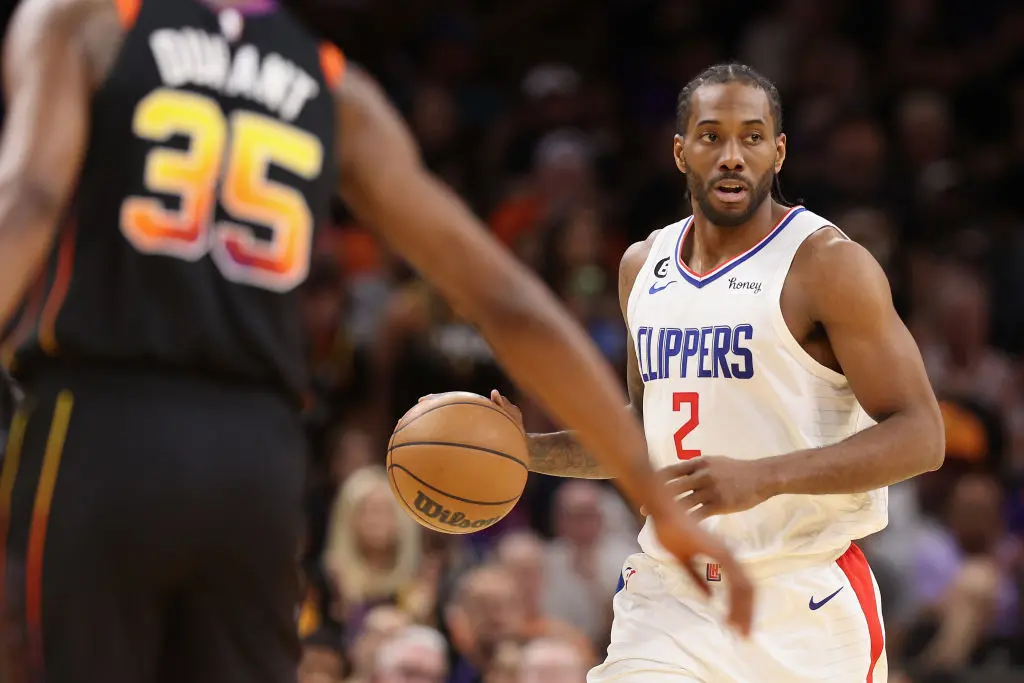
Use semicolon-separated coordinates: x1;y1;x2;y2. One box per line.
0;365;306;683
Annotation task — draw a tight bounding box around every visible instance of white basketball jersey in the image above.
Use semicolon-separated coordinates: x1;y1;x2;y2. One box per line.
626;206;887;570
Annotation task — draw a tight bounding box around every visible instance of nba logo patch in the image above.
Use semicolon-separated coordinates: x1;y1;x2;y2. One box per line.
706;563;722;582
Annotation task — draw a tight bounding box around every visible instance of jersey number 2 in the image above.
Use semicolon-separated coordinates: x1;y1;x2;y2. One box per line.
120;88;325;293
672;392;701;460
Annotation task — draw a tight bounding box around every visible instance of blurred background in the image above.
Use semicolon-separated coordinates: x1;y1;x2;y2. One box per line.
3;0;1024;682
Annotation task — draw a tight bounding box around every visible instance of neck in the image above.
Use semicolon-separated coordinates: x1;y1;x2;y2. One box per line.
686;200;787;273
362;545;397;570
199;0;278;12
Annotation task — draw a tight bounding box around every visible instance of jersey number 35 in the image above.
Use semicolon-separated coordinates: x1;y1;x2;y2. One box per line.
120;88;324;293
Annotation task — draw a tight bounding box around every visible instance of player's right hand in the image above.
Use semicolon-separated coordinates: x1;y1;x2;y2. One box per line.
420;390;525;433
648;501;754;636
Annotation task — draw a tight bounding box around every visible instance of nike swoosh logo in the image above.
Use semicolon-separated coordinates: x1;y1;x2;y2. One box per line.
649;281;676;294
809;587;843;610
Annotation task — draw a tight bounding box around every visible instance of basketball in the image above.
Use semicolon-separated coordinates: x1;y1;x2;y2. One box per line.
387;391;528;534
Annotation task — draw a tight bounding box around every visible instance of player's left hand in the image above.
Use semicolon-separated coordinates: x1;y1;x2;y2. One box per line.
658;456;774;519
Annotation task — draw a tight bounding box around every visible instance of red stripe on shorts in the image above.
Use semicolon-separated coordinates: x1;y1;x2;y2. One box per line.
836;543;884;683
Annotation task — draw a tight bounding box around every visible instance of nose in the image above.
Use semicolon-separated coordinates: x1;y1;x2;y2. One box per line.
718;139;745;172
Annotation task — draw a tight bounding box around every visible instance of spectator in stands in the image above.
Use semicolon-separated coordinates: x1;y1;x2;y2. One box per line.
346;606;412;683
518;637;589;683
494;531;595;664
902;473;1022;678
543;481;636;647
372;626;448;683
446;564;526;683
324;467;422;627
300;629;346;683
485;641;523;683
920;265;1017;418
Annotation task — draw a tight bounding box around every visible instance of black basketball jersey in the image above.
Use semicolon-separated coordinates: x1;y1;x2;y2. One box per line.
2;0;343;403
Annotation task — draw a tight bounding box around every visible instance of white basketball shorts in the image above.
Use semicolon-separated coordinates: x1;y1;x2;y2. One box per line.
588;543;886;683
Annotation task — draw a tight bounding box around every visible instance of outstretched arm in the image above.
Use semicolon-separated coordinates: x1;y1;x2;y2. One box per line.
522;235;654;479
334;66;662;509
0;0;109;327
760;230;945;496
334;65;752;634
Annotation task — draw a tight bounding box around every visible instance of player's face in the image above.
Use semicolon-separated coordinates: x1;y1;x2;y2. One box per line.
674;82;786;227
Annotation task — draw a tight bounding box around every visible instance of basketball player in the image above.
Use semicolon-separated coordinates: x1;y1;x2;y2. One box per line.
491;64;945;682
0;1;752;681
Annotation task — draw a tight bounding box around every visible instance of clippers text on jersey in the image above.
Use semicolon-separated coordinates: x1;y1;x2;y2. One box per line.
636;324;754;382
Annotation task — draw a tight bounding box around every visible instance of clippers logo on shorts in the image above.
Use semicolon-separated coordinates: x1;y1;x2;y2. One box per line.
636;324;754;382
624;566;637;585
706;563;722;582
412;491;501;530
615;566;637;595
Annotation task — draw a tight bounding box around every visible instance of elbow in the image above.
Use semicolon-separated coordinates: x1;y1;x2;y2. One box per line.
0;177;67;234
919;406;946;473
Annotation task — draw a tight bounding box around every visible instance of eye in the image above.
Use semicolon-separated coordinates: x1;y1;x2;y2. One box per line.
747;132;763;144
700;132;718;143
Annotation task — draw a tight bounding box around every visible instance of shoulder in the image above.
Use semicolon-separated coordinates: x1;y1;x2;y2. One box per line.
7;0;116;42
333;63;402;138
617;228;661;305
334;62;420;178
791;225;893;325
620;229;661;275
334;61;381;101
317;42;346;88
5;0;122;86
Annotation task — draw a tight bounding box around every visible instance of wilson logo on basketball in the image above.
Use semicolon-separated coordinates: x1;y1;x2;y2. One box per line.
413;491;501;530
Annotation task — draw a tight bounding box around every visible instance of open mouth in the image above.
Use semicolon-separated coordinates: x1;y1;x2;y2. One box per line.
713;182;748;203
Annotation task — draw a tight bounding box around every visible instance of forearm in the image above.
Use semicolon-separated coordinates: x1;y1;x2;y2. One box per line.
478;308;661;511
526;404;640;479
527;431;612;479
0;186;61;327
762;409;944;497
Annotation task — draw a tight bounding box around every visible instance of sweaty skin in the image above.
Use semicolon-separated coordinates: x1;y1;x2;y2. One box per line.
0;0;753;634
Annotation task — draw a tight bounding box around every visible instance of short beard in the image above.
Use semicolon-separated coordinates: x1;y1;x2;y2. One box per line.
686;166;775;228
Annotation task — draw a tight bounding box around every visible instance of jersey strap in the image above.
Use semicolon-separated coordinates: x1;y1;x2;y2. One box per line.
318;43;347;91
112;0;142;28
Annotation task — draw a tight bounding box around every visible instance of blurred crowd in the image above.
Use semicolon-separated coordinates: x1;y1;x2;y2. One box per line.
1;0;1023;682
293;1;1024;682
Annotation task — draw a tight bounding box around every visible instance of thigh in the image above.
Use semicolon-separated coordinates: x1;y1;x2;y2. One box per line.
159;400;304;683
1;386;166;683
588;555;715;683
742;545;887;683
160;567;301;683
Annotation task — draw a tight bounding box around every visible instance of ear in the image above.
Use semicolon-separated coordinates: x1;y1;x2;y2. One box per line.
673;134;686;174
774;132;787;174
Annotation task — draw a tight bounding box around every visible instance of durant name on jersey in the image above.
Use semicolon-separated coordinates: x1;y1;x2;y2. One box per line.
149;28;321;122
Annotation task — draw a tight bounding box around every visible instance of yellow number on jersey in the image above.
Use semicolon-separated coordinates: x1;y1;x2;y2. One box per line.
120;88;324;293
